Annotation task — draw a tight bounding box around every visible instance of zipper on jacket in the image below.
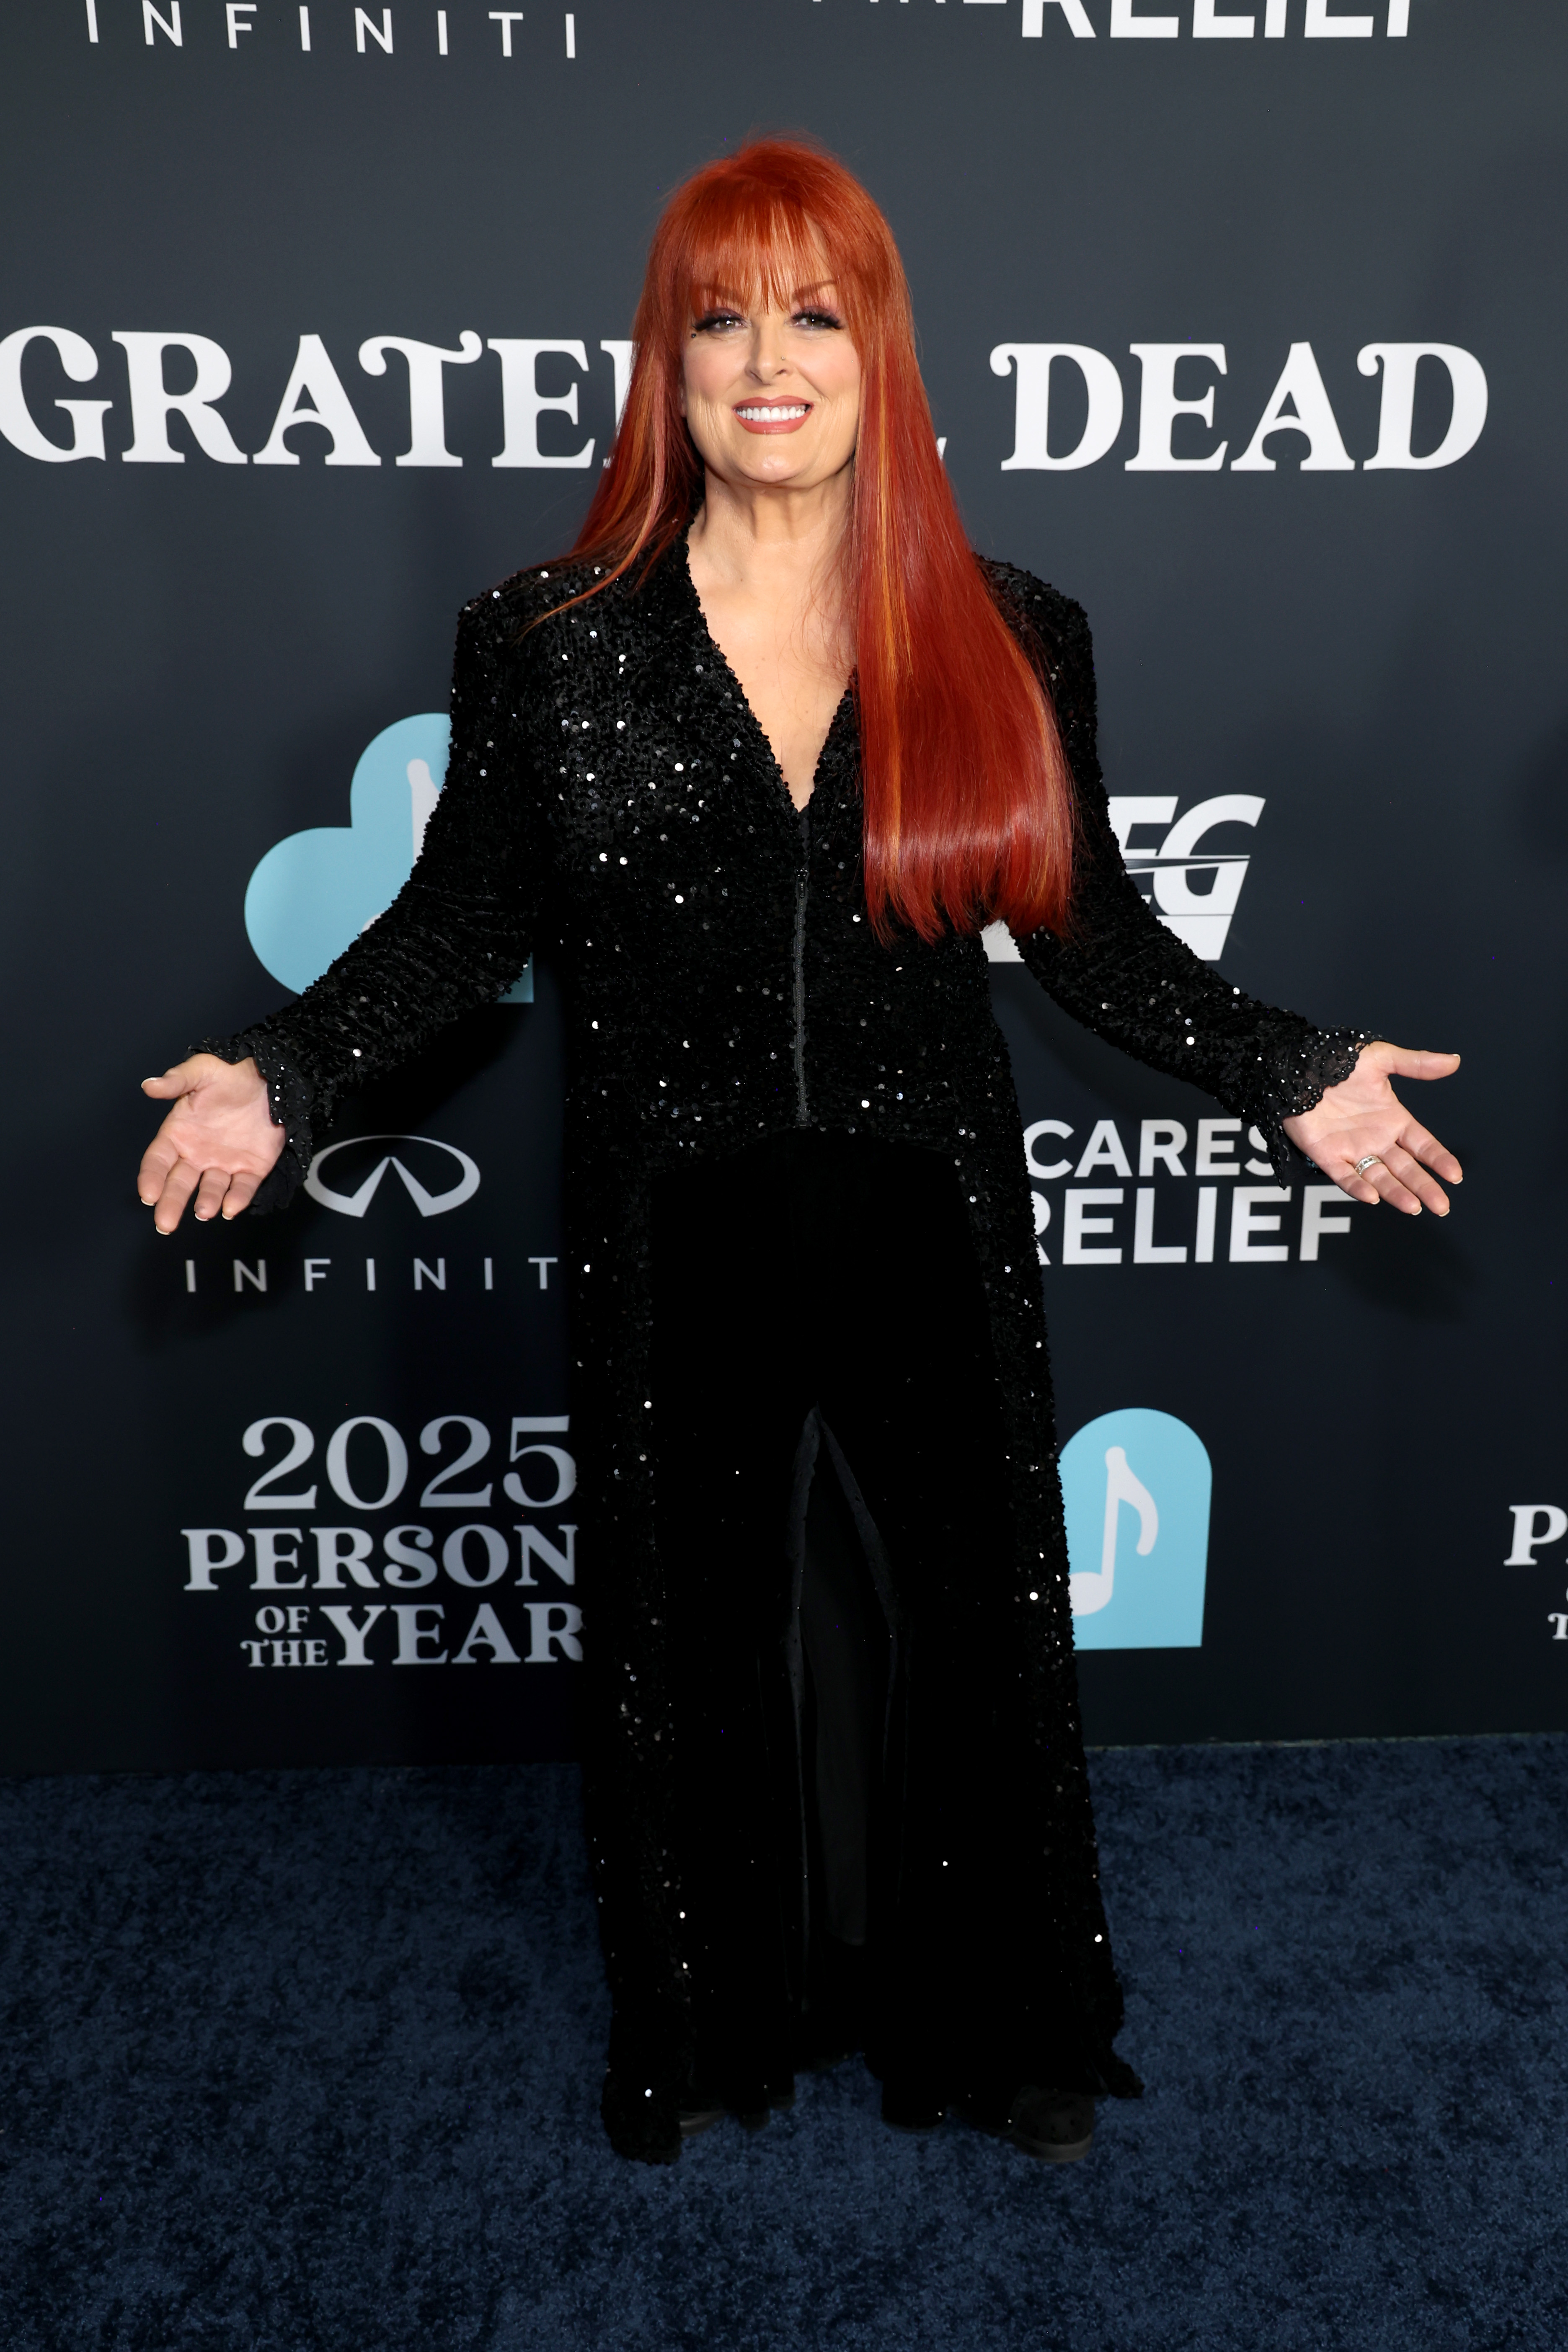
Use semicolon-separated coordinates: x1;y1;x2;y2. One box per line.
793;806;810;1126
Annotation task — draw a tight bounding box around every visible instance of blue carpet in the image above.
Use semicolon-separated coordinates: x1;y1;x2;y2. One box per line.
3;1738;1565;2351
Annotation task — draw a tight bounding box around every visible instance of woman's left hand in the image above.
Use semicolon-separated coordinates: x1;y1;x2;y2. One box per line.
1281;1042;1462;1215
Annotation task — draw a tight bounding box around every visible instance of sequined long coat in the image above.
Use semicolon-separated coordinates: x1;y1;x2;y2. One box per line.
223;543;1363;2160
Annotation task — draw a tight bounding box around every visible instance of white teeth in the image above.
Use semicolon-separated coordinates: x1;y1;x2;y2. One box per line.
735;404;809;421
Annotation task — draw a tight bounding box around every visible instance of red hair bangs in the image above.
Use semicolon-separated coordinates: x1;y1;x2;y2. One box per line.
563;137;1078;946
677;192;860;336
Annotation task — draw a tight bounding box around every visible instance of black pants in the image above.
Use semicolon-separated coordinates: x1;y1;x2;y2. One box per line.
649;1129;1019;2113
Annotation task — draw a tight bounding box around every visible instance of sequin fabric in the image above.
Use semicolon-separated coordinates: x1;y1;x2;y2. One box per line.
209;544;1366;2162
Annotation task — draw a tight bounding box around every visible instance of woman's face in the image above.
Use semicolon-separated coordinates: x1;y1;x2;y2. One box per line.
679;281;862;496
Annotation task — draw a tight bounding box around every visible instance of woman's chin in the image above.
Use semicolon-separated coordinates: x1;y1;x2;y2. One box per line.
711;447;849;495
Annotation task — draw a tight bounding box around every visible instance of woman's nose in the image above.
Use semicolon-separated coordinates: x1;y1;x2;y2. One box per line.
748;328;791;380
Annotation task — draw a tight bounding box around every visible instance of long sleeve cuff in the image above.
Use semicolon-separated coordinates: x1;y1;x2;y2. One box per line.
1249;1027;1373;1175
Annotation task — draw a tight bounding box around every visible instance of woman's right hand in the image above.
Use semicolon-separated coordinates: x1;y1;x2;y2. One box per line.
137;1054;286;1234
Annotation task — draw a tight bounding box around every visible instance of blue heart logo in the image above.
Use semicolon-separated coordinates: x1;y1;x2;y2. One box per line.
244;714;532;1002
1059;1408;1212;1650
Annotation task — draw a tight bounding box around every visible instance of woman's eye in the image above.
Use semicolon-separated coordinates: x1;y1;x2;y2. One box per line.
794;310;842;331
694;312;744;334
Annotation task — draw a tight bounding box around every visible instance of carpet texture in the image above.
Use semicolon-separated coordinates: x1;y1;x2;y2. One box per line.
3;1738;1565;2351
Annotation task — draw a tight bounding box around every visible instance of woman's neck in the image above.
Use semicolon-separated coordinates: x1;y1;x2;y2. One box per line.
687;463;853;611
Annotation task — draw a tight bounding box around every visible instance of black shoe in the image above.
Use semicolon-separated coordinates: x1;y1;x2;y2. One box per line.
1007;2085;1094;2164
602;2071;682;2166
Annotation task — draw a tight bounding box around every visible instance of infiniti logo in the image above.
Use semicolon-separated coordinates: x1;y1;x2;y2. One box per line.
303;1134;481;1219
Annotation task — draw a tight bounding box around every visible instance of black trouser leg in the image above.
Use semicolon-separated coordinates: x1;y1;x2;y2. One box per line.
647;1131;1015;2113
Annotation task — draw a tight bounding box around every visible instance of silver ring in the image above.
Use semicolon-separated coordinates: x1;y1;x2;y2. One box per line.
1353;1153;1383;1177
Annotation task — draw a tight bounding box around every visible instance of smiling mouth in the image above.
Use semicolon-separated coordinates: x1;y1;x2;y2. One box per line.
734;402;811;431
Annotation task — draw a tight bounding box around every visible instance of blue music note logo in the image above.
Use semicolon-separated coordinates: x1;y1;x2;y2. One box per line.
1059;1409;1212;1651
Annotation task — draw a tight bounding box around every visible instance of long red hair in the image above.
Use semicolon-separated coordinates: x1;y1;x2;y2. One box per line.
562;137;1077;944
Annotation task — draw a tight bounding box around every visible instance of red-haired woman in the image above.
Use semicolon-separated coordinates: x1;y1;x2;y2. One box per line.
137;140;1460;2168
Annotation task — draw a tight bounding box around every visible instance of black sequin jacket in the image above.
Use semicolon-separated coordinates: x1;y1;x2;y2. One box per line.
214;544;1365;2154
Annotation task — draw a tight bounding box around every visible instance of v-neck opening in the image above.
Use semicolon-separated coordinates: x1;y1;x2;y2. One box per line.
675;534;854;823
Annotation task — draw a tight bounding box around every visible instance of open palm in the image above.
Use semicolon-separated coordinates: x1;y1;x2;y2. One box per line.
1283;1042;1462;1215
137;1055;284;1234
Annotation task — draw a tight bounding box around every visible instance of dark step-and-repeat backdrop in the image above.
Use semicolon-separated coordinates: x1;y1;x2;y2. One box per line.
3;1;1563;1772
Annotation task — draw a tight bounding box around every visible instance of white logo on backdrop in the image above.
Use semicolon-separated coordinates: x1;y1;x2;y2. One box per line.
1023;1;1418;39
1503;1505;1568;1644
1017;1113;1359;1268
82;3;582;58
304;1135;480;1218
1108;795;1262;959
984;793;1261;964
1070;1445;1159;1617
991;340;1487;475
1505;1506;1568;1566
